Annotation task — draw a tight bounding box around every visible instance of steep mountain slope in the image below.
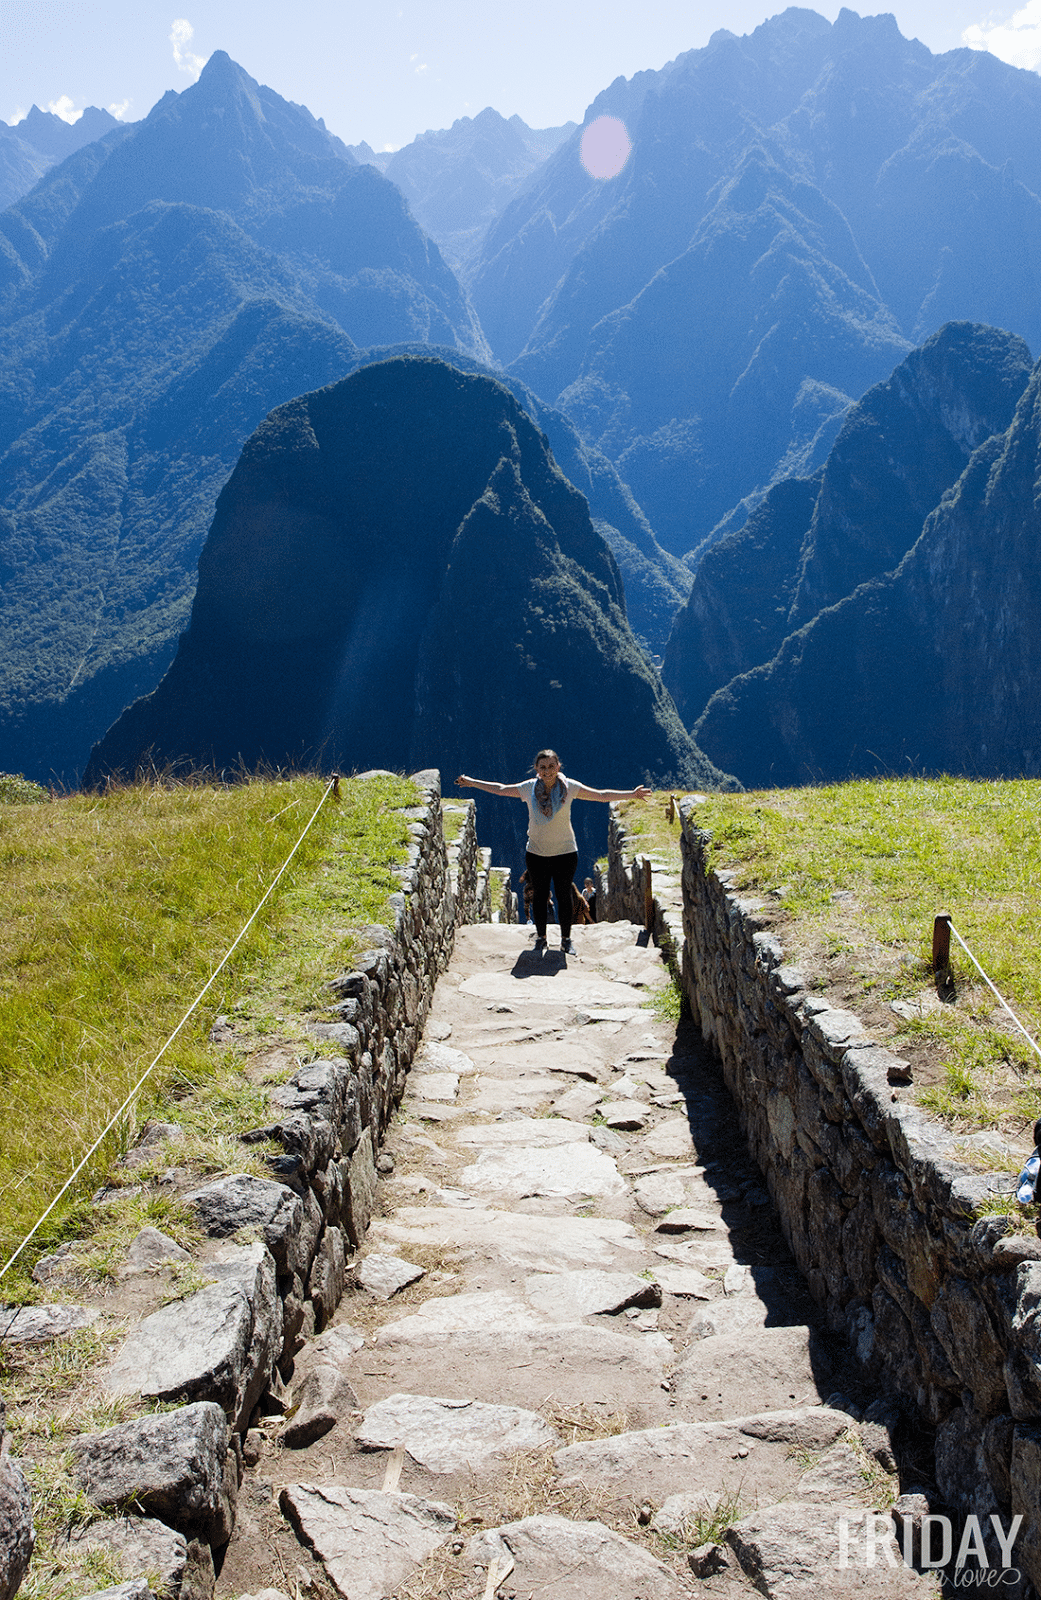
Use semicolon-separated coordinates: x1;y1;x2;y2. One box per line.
661;322;1034;726
468;7;1041;555
692;347;1041;787
319;341;689;654
0;105;120;211
87;358;729;865
0;54;487;786
351;108;575;273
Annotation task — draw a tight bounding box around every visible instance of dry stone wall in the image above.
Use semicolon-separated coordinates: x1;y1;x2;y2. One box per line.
605;798;1041;1589
10;769;509;1600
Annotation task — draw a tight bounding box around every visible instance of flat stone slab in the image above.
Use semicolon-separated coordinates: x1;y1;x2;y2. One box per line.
378;1289;543;1335
672;1326;831;1418
640;1115;696;1159
655;1237;738;1271
524;1270;661;1321
370;1310;674;1411
355;1254;425;1300
415;1042;475;1075
606;1074;650;1100
453;1117;591;1148
633;1168;717;1215
369;1206;646;1274
0;1303;99;1343
554;1408;852;1508
458;972;645;1010
551;1084;604;1120
467;1077;556;1114
654;1207;725;1233
728;1498;936;1596
469;1514;689;1599
407;1072;458;1102
654;1265;716;1298
600;1100;651;1130
355;1392;558;1471
280;1484;454;1600
458;1143;626;1199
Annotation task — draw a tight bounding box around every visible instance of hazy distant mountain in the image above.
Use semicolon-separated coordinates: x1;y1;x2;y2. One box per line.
680;323;1039;785
0;53;488;785
0;104;121;211
662;323;1034;730
350;109;575;272
87;358;730;860
469;7;1041;556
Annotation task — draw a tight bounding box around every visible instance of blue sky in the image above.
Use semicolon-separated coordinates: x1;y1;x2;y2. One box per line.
4;0;1039;152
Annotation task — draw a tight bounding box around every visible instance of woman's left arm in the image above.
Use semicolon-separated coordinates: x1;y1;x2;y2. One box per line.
573;783;653;803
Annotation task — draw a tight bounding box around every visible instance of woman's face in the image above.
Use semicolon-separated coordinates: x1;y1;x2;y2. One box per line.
536;755;561;785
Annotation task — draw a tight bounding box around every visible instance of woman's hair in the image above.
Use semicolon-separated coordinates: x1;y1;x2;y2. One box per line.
533;749;561;770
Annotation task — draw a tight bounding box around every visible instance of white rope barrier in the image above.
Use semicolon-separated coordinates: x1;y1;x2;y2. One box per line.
947;920;1041;1066
0;777;337;1287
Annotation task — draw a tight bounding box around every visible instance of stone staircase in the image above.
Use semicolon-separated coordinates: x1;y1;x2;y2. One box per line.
219;921;942;1600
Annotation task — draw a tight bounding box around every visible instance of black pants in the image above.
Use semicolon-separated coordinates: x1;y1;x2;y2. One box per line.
525;850;578;939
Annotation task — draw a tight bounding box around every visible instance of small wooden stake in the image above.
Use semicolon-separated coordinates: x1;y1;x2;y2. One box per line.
932;913;952;974
932;912;956;1002
381;1445;405;1493
331;773;341;800
483;1553;515;1598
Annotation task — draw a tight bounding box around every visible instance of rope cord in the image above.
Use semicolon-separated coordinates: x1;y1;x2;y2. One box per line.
947;920;1041;1065
0;777;337;1288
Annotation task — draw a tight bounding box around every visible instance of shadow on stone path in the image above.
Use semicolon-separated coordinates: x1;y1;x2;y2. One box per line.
222;923;941;1600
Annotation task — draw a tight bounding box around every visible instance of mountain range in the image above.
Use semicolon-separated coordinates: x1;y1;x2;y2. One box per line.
0;103;121;212
0;53;486;785
467;6;1041;555
86;357;726;862
685;323;1041;786
6;9;1041;793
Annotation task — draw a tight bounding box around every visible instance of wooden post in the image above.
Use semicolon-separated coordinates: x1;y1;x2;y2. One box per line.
933;912;955;1002
666;794;677;824
643;857;654;931
332;773;341;800
932;913;951;974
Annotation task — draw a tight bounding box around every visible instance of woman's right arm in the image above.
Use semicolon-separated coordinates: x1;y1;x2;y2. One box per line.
455;775;524;798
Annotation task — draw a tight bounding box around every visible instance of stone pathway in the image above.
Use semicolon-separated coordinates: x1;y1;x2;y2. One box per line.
221;922;940;1599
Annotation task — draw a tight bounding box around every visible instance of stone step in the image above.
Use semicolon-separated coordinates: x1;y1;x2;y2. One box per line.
215;920;903;1600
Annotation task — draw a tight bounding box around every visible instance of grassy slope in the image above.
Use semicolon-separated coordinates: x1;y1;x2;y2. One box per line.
0;772;417;1276
618;777;1041;1139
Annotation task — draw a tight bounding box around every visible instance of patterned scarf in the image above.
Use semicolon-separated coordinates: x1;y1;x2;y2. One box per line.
534;774;568;818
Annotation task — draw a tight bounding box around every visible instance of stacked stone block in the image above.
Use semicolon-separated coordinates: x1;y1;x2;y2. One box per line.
54;769;491;1600
669;802;1041;1586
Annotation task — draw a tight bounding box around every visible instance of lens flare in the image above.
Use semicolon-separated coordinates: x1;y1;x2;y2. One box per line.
580;115;631;180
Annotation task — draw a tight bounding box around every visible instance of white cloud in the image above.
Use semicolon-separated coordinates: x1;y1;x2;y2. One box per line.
108;100;132;120
170;19;208;80
9;108;27;125
47;96;84;124
964;1;1041;69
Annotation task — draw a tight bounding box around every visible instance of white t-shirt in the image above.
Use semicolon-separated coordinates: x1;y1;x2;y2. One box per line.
520;776;597;856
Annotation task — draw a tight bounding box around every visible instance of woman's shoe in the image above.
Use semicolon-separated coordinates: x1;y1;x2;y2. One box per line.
561;938;576;955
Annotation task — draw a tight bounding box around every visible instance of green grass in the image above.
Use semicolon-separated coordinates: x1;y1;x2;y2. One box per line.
0;771;417;1279
673;777;1041;1135
614;794;684;870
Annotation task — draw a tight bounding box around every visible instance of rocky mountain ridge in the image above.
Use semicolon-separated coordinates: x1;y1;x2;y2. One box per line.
662;321;1035;736
86;357;726;864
